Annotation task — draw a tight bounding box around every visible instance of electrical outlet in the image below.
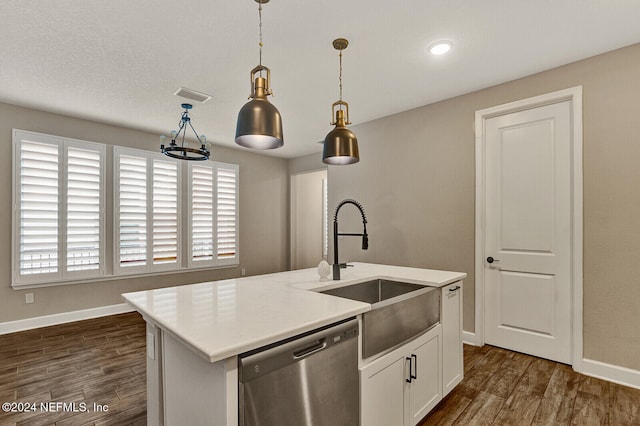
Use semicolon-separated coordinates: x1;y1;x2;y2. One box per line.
241;268;246;276
25;293;34;304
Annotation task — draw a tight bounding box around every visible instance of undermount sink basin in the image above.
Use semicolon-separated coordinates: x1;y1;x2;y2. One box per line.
320;279;440;358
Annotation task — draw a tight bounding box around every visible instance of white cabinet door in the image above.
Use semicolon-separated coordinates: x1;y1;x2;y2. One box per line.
442;282;463;395
361;352;406;426
407;327;442;426
361;325;443;426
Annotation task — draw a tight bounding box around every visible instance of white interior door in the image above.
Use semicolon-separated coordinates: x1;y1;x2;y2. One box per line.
484;100;572;364
290;170;328;269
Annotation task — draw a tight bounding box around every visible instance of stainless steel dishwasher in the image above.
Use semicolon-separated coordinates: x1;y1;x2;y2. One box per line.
239;317;359;426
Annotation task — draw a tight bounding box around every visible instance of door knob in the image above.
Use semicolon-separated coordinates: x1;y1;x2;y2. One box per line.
486;256;500;264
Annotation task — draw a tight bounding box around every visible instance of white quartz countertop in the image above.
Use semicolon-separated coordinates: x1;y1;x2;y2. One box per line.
121;262;466;363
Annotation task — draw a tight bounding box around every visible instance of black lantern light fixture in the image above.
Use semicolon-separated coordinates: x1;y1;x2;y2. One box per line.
322;38;359;165
235;0;284;150
160;103;210;161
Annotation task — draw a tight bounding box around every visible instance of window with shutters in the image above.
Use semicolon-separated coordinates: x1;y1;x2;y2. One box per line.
188;162;239;268
12;130;105;286
114;147;182;275
13;130;239;288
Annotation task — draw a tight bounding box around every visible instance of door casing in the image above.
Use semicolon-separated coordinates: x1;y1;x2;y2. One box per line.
474;86;583;372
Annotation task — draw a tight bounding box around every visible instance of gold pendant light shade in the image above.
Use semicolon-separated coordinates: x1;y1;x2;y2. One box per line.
323;108;359;165
236;71;283;149
236;0;284;150
323;38;359;165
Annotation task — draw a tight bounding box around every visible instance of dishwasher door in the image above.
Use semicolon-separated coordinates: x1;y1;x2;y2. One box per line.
239;318;359;426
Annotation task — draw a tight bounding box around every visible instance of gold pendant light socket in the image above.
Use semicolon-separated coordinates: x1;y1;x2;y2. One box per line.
333;38;349;51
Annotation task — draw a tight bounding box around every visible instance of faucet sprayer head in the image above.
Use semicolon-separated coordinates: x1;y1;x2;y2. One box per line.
362;233;368;250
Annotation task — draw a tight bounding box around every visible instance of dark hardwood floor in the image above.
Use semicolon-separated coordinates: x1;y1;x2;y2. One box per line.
0;313;146;426
1;313;639;425
420;344;640;426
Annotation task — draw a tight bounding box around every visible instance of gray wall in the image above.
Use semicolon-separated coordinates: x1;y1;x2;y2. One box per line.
329;43;640;371
289;152;327;175
0;102;290;323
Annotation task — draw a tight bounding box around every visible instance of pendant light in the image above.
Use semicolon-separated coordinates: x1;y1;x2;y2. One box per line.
323;38;359;165
160;103;210;161
235;0;283;150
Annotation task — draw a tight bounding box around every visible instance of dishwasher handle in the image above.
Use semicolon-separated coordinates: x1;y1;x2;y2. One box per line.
293;339;327;359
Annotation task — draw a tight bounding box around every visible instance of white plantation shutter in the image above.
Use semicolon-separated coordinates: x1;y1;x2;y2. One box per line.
188;161;239;268
114;148;182;274
216;165;238;265
66;145;103;273
117;153;148;269
153;159;180;265
13;131;106;286
190;164;215;263
17;137;60;279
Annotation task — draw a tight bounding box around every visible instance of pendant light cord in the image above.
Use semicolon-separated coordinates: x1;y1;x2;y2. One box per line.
258;2;263;73
338;49;343;107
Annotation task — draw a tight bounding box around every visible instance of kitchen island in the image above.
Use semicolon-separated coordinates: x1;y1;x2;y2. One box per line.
122;262;466;425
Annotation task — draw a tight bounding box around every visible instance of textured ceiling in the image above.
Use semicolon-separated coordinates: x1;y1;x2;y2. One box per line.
1;0;639;158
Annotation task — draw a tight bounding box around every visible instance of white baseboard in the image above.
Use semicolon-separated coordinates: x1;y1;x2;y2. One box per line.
463;330;482;346
0;303;134;335
582;358;640;390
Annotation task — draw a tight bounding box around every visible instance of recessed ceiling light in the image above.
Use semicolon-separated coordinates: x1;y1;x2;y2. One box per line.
429;40;453;56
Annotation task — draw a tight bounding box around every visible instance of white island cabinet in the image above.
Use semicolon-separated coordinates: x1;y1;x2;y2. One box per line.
122;263;466;426
360;281;463;426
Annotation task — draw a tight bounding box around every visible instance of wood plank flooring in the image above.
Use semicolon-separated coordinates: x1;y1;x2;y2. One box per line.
420;344;640;426
0;313;146;426
2;313;639;425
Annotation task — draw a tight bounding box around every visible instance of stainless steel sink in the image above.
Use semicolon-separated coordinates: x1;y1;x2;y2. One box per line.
320;279;440;358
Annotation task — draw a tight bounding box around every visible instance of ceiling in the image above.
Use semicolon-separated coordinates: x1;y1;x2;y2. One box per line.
1;1;639;159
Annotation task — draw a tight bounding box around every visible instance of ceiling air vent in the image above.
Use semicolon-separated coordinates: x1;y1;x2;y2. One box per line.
173;87;212;104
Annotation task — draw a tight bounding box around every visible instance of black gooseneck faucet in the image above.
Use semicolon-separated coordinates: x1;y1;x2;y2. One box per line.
333;199;368;280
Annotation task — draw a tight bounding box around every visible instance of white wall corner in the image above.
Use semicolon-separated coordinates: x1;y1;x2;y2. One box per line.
582;358;640;390
0;303;134;335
